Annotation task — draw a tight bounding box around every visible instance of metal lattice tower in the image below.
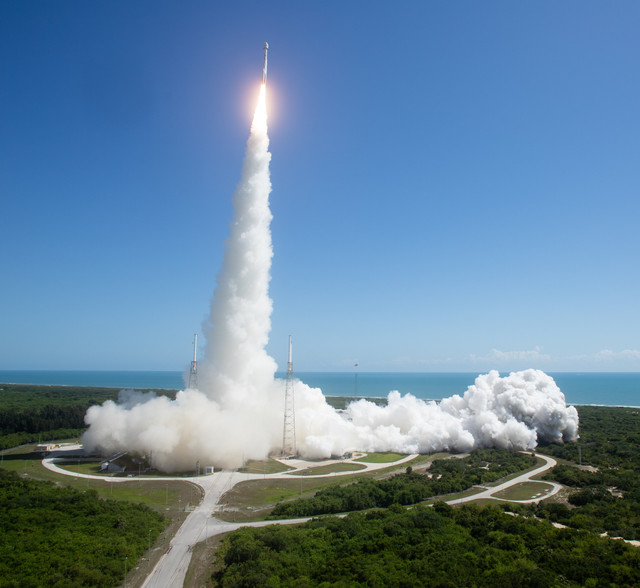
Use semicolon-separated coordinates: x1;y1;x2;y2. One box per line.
282;335;297;457
188;334;198;389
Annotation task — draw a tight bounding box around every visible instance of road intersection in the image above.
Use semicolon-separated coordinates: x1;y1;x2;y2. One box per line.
43;448;559;587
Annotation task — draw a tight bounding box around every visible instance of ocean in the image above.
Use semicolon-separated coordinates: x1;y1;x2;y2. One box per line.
0;370;638;407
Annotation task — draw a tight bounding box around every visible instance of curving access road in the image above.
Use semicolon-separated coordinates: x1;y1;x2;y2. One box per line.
43;448;560;588
446;453;561;505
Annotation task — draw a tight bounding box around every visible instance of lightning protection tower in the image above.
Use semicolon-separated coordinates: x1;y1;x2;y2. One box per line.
282;335;297;457
188;334;198;389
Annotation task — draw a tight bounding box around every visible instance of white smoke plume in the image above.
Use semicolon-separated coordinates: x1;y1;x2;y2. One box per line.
84;84;284;471
82;81;579;472
198;84;277;409
291;369;578;459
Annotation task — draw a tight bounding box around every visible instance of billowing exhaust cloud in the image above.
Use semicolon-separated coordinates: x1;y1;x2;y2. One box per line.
82;78;578;472
291;369;578;459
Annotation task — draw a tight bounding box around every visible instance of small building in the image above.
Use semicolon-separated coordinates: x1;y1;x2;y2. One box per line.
100;451;129;473
100;461;126;473
36;443;57;453
204;466;215;475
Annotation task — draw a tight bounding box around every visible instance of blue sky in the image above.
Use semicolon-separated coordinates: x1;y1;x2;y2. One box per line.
1;1;639;373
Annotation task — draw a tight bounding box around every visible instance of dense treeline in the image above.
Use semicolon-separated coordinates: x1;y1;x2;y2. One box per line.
535;406;640;540
214;502;640;587
533;471;640;540
0;384;122;411
213;406;640;585
0;428;84;451
0;384;175;450
0;468;163;587
270;449;536;518
539;406;640;470
0;385;118;450
0;405;90;435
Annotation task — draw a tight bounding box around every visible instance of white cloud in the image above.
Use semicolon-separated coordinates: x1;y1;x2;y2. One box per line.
470;346;551;364
594;349;640;362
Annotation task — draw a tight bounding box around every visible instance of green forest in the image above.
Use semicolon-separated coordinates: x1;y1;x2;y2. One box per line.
0;384;175;450
214;503;640;587
1;385;639;586
269;450;537;518
212;405;640;586
0;384;179;587
531;406;640;540
265;407;640;542
0;469;163;587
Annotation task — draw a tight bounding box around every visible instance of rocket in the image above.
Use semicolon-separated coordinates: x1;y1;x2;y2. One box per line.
262;42;268;84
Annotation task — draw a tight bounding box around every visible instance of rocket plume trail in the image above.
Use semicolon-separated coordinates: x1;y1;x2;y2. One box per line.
83;80;284;471
198;83;277;408
82;49;579;473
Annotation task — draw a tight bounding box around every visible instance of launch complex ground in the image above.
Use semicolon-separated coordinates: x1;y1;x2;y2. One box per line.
40;444;561;588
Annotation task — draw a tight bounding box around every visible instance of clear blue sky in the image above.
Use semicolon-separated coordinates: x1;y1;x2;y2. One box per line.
1;1;639;373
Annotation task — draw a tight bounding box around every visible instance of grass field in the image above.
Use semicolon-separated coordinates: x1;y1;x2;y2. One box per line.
491;481;556;501
289;462;367;476
214;453;440;522
355;452;407;463
0;444;198;512
238;458;294;474
220;475;354;509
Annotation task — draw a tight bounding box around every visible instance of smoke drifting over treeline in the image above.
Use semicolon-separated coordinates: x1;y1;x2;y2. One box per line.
82;83;578;472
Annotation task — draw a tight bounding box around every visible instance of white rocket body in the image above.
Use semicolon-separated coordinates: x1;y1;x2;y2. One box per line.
262;42;268;84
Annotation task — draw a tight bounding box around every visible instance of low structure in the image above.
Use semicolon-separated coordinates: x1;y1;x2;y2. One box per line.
100;461;126;473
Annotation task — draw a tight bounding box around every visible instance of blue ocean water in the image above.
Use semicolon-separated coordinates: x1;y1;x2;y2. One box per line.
0;370;638;407
0;370;185;390
291;372;640;407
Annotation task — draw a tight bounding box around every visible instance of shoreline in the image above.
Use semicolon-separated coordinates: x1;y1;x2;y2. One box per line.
1;381;639;409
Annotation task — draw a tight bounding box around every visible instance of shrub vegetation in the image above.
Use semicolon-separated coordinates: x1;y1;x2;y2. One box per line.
269;449;536;518
0;384;175;450
0;469;163;587
214;503;640;587
535;406;640;540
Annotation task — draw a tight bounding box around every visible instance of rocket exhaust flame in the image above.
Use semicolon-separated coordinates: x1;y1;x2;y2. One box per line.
81;47;579;472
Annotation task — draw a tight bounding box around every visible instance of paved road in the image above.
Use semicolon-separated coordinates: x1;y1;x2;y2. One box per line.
141;470;240;588
43;448;418;588
447;453;561;505
43;448;559;588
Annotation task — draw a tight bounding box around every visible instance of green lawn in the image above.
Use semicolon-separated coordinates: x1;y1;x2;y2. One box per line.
355;452;407;463
238;458;294;474
289;462;367;476
0;444;197;512
217;474;364;522
491;481;556;501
